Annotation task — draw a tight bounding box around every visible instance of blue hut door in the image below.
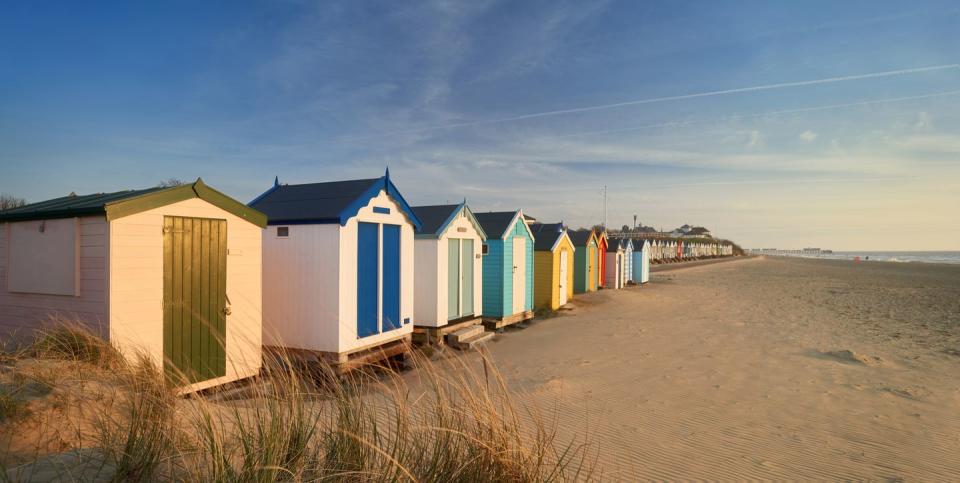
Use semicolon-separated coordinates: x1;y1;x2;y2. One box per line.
382;224;401;331
357;222;379;338
461;239;474;316
447;239;460;320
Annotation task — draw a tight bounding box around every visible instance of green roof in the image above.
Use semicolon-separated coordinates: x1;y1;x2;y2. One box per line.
0;179;266;227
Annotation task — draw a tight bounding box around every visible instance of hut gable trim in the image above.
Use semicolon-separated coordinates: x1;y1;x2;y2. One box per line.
105;179;267;228
412;202;487;240
474;210;535;241
0;179;266;228
249;170;422;230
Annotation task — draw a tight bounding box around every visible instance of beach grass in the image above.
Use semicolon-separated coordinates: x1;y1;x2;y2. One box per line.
0;323;596;482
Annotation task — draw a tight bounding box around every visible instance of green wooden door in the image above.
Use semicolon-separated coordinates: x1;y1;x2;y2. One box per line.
447;238;460;320
461;239;474;316
163;216;227;383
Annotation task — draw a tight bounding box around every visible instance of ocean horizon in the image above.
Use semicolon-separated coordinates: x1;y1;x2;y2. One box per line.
788;251;960;265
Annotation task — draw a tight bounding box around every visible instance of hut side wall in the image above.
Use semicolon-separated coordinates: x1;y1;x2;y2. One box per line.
533;251;553;310
110;197;263;392
481;239;505;317
261;223;340;353
413;238;441;326
0;217;109;345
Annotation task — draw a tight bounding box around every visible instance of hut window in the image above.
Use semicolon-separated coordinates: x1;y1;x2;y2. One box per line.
481;243;489;255
276;226;289;237
8;218;79;296
373;207;391;214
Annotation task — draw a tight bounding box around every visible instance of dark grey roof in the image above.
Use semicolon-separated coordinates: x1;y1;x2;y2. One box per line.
474;211;518;239
529;222;564;251
411;204;459;235
606;239;624;252
0;187;164;221
250;178;379;224
567;229;595;247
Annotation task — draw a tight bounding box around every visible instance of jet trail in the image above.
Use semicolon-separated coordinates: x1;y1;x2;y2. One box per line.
385;64;959;135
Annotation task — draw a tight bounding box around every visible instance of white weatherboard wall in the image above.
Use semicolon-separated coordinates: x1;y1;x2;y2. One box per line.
413;209;483;328
0;217;109;342
110;197;263;392
262;189;414;355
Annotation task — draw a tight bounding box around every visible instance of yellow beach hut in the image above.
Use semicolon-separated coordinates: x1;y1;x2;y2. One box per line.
529;222;575;310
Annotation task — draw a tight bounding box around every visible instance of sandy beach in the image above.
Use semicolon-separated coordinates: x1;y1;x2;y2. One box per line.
485;256;960;480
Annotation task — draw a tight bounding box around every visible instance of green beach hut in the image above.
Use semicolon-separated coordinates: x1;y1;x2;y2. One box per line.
569;229;599;293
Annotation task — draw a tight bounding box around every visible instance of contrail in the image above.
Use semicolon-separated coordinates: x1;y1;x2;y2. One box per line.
382;64;959;135
558;89;960;139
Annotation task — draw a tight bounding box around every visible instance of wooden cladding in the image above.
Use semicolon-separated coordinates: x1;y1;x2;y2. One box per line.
163;216;227;383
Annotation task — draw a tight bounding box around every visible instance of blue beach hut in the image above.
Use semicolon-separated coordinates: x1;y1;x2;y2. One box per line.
632;239;650;284
474;210;535;329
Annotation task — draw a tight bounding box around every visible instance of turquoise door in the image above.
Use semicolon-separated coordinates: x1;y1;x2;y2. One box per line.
357;222;379;338
447;239;460;320
462;239;474;316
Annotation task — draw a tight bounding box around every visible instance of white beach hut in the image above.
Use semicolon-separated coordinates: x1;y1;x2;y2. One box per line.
410;202;491;348
250;170;422;370
622;238;634;284
0;179;266;391
604;240;626;289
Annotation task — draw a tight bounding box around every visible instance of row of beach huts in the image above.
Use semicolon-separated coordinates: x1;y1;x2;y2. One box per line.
0;171;735;391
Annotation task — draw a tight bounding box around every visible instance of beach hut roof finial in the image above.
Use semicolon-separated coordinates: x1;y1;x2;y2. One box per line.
274;176;279;187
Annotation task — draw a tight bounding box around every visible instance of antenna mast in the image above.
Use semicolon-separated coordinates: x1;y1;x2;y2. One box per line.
603;185;608;229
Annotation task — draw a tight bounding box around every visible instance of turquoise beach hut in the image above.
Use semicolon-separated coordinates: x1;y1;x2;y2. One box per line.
474;210;535;329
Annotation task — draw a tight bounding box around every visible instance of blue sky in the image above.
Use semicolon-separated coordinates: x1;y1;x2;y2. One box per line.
2;1;958;250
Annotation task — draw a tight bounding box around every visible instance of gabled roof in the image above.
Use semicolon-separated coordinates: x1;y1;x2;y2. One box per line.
605;238;624;252
474;210;534;241
568;229;597;247
528;222;572;252
0;179;267;227
620;238;634;250
411;202;486;239
249;169;422;230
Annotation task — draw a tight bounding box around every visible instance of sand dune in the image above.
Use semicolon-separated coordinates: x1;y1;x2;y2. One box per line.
485;257;960;480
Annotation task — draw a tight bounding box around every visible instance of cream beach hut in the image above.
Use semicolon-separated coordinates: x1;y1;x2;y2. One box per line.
0;179;266;391
604;238;626;289
249;170;422;370
410;203;492;348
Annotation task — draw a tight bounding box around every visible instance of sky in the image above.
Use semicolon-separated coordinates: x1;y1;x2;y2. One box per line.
1;1;958;250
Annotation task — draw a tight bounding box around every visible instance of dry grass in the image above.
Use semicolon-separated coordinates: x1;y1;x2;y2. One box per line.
0;323;596;482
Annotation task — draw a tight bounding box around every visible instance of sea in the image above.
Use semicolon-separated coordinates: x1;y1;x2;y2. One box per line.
795;251;960;265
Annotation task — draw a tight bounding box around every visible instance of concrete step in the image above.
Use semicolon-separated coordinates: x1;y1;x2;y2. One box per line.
446;324;484;344
449;331;495;351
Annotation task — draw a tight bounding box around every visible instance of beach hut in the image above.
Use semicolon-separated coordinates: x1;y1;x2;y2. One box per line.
603;237;627;289
529;223;575;310
249;170;421;371
410;202;491;348
622;238;634;284
632;239;651;284
474;210;535;329
596;230;609;288
568;229;599;293
0;179;266;392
